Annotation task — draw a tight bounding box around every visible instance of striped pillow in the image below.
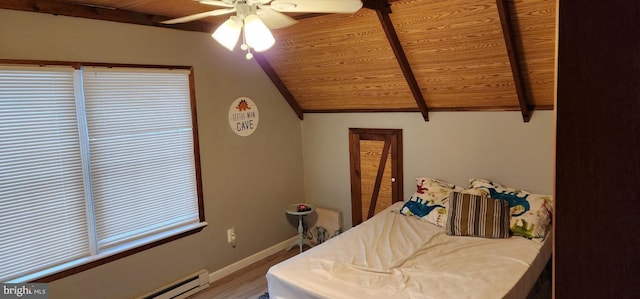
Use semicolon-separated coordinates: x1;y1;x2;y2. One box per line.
446;192;511;238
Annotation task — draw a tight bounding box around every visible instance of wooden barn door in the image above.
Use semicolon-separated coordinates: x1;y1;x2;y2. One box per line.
349;128;403;226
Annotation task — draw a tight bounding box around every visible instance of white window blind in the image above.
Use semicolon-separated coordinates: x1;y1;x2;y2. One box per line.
82;67;199;250
0;64;203;282
0;66;91;281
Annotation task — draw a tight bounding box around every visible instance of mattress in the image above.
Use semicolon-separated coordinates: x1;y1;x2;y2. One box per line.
267;202;551;299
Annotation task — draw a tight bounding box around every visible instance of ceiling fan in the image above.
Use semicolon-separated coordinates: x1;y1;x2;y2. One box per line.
161;0;363;59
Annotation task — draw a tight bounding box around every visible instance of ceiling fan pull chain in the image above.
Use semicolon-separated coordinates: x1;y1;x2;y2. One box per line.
240;25;254;60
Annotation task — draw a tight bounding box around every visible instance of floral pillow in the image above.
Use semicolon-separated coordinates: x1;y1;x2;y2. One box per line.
398;178;463;227
469;178;553;241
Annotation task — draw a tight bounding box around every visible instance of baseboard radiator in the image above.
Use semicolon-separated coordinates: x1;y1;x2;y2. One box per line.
138;269;210;299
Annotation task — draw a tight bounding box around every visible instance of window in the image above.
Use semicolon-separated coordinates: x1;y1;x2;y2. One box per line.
0;62;205;282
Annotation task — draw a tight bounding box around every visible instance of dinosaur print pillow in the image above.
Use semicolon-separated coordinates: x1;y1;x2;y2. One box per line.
398;178;464;227
469;178;553;241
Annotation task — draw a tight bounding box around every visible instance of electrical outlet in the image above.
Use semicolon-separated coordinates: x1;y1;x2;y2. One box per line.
227;227;236;248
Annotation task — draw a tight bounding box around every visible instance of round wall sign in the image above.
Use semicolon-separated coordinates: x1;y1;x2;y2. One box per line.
228;97;259;137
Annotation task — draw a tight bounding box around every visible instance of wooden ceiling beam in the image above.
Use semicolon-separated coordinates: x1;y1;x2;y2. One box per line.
363;0;430;122
376;10;430;122
362;0;391;11
495;0;533;122
0;0;215;32
253;53;305;120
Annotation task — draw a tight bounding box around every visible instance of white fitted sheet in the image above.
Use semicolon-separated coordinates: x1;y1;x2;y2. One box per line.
267;202;551;299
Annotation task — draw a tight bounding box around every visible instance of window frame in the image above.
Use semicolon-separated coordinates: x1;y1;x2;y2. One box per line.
0;59;206;283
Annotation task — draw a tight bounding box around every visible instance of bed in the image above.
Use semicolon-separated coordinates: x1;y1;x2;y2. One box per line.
267;178;552;299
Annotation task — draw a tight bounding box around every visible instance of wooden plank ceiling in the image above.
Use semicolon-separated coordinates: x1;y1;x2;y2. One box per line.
1;0;556;121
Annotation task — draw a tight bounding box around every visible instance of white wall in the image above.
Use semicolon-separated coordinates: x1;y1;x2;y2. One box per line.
302;111;554;229
0;9;304;299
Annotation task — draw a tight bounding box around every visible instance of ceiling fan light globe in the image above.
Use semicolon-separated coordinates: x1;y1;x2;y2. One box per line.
244;15;275;52
212;18;242;51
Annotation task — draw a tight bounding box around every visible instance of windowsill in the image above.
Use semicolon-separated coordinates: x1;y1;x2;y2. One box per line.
11;222;208;283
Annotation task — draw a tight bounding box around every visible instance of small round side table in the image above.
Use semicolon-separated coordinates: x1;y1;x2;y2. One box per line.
285;203;315;253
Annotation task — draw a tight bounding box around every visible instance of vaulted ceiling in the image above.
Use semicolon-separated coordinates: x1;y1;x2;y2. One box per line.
1;0;556;121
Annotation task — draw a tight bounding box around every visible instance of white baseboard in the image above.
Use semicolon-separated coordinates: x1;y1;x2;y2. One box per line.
208;236;296;283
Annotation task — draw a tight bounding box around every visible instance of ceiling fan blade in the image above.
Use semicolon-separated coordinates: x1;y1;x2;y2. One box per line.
249;0;274;4
270;0;362;13
196;0;235;8
257;7;298;29
160;8;236;24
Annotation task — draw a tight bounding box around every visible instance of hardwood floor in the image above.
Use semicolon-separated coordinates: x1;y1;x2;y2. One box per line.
188;248;300;299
